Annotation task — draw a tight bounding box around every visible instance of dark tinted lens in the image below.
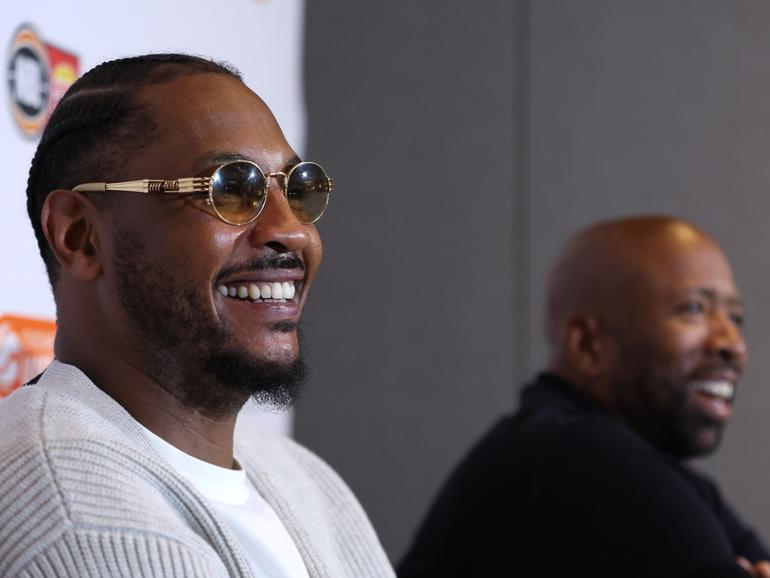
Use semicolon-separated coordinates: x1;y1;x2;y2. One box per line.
286;162;331;224
210;161;266;224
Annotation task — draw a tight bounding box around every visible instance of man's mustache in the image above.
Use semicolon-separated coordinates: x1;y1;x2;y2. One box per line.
215;254;304;283
692;358;743;379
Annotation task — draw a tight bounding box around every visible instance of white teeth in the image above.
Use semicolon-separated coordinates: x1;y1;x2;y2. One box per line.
220;280;297;302
692;380;734;400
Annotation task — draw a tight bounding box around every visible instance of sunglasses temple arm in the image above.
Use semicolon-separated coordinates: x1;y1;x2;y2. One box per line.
176;177;210;193
73;180;152;193
73;178;210;195
72;182;109;192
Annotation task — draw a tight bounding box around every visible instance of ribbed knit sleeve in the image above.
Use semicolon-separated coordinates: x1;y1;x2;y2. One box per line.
14;530;229;577
0;385;250;577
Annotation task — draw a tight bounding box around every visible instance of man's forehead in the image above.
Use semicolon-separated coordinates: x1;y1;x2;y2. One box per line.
131;74;292;175
140;74;279;136
141;72;260;107
634;237;740;299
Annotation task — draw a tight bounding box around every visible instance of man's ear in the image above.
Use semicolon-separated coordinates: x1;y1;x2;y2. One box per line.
41;189;104;282
563;315;608;381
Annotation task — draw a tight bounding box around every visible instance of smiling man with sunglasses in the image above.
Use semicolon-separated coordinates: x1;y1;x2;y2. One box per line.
0;54;394;577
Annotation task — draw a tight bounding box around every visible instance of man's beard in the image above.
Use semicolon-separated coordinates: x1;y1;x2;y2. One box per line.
639;383;725;458
111;228;307;417
609;356;724;458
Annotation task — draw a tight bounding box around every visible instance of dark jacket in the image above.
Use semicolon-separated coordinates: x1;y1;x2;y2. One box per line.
398;373;768;577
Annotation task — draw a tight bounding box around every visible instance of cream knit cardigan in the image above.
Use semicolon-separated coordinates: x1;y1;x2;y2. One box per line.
0;361;395;577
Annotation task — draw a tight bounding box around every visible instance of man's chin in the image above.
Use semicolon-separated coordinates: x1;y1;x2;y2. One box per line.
691;424;725;456
201;349;307;413
667;422;725;459
271;320;297;333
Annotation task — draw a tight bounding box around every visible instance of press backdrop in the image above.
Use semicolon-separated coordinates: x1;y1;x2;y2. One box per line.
1;0;307;432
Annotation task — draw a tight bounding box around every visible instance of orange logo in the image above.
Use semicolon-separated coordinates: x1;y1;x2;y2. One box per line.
0;314;56;397
6;24;79;138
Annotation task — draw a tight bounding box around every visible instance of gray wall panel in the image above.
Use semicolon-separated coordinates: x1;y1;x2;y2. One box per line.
298;0;519;561
529;0;770;543
298;0;770;563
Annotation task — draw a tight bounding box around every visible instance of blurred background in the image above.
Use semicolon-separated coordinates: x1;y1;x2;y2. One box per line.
298;0;770;563
3;0;770;567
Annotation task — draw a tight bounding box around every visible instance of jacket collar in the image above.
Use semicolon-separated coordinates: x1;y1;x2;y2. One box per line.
520;371;606;415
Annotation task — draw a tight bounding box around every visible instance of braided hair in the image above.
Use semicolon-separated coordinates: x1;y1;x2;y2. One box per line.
26;53;242;287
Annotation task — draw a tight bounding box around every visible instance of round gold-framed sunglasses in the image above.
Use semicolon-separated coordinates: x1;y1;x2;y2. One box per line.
73;160;333;225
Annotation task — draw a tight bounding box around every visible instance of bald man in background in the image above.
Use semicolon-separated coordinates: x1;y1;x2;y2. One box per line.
399;216;770;578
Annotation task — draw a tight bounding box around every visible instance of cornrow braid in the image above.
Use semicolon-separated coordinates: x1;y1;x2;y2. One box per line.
26;53;242;288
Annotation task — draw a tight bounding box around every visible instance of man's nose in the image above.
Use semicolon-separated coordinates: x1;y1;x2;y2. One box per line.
707;309;748;365
246;185;313;251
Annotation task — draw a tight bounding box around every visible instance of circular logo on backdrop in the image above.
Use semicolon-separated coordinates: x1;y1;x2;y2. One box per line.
6;24;79;138
7;26;50;137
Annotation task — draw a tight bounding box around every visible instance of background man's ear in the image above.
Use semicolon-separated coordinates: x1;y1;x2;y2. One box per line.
41;189;104;282
563;315;608;381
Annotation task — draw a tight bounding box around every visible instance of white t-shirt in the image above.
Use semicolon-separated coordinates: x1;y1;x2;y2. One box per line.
141;425;309;578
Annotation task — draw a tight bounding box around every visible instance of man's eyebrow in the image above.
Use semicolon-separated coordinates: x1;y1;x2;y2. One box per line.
208;152;247;165
190;152;303;173
189;151;244;169
281;154;302;173
688;287;745;308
